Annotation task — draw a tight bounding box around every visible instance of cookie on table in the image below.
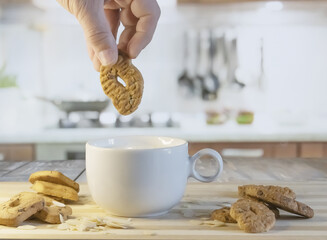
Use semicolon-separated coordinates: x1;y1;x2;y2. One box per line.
31;181;78;202
37;193;66;204
33;195;72;224
230;199;275;233
239;185;296;199
29;171;79;193
241;194;280;218
0;192;45;227
239;185;314;218
211;207;236;223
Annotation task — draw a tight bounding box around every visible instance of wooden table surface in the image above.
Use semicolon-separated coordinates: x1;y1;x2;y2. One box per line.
0;181;326;240
1;158;327;183
0;158;326;239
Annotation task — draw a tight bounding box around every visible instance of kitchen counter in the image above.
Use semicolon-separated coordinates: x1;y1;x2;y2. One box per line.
0;158;326;239
2;118;327;144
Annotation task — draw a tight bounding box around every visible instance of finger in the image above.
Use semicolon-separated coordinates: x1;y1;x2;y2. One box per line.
78;1;118;66
92;51;101;72
127;15;158;58
120;5;138;27
117;4;137;54
105;0;132;9
128;0;160;58
87;43;95;60
118;26;136;53
104;8;120;39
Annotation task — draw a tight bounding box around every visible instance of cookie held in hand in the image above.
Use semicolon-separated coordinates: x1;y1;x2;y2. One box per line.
100;52;144;115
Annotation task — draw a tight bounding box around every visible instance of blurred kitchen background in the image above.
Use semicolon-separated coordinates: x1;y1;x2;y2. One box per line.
1;0;327;161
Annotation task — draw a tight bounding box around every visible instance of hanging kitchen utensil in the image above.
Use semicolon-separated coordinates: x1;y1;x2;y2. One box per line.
226;37;245;89
184;29;202;97
192;30;205;99
178;31;195;98
214;34;228;85
201;29;220;101
258;37;265;90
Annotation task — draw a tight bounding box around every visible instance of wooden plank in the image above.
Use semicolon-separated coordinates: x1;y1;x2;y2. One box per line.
76;169;87;183
0;162;30;179
0;160;85;182
2;158;327;183
0;161;29;176
0;182;326;239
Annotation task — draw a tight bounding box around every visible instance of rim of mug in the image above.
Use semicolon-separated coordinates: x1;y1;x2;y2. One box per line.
86;135;188;151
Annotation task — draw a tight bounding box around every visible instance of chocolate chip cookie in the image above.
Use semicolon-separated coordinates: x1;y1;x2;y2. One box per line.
239;185;314;218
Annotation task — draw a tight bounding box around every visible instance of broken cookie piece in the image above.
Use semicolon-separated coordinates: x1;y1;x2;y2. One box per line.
211;207;236;223
230;199;275;233
33;195;72;224
241;194;280;218
0;192;45;227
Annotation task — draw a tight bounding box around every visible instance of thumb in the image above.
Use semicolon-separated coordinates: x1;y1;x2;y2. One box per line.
78;4;118;67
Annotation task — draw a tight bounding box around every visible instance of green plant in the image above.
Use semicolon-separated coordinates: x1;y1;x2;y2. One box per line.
0;64;17;88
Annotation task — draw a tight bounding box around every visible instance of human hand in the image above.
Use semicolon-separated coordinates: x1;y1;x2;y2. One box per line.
57;0;160;71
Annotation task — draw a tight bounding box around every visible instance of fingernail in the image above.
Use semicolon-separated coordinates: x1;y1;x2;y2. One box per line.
98;49;117;66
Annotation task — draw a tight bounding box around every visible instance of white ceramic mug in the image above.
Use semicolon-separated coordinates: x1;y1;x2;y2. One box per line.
86;136;223;217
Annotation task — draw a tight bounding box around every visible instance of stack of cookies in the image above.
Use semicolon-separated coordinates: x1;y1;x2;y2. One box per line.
0;171;78;227
29;171;79;202
211;185;314;233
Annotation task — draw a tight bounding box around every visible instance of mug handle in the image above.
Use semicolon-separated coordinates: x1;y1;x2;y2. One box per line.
189;148;223;182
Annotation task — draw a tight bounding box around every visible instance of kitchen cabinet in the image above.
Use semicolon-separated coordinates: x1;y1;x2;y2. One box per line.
189;142;327;159
300;143;327;158
0;142;326;161
0;144;34;161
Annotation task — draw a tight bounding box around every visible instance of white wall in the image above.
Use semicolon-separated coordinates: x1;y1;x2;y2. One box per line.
1;1;327;130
